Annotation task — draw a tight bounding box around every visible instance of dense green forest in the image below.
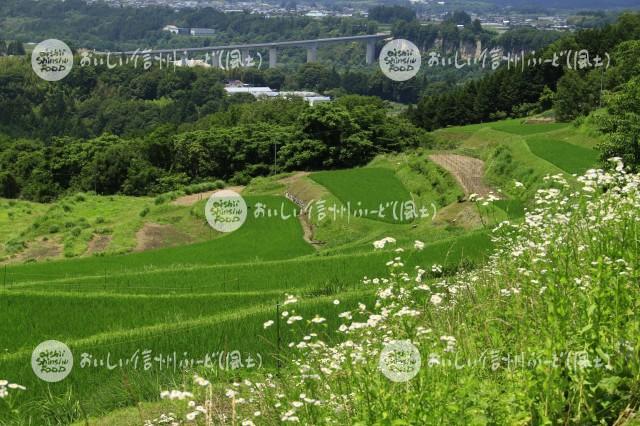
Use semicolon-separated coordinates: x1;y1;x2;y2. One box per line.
0;0;377;51
0;73;430;201
1;5;640;201
408;12;640;130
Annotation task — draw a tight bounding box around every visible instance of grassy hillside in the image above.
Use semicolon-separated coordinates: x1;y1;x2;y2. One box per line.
0;118;606;424
0;194;201;262
434;119;603;200
202;159;640;426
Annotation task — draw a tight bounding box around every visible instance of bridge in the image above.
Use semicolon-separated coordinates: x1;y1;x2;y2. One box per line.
105;33;391;68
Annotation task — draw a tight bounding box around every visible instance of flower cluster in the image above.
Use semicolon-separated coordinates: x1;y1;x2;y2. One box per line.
0;380;25;399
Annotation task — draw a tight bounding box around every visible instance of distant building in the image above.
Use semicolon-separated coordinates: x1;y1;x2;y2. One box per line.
190;28;216;36
162;25;215;37
172;59;211;68
225;86;277;97
162;25;190;35
224;85;331;105
163;25;179;34
226;80;246;88
279;91;331;106
305;10;327;18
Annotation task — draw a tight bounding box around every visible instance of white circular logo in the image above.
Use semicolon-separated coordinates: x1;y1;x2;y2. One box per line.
379;340;421;382
31;340;73;382
379;39;421;82
205;190;247;233
31;39;73;82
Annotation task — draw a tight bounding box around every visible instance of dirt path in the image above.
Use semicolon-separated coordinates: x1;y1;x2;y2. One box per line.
134;223;192;252
429;154;498;198
298;212;323;247
281;172;326;248
279;171;310;187
87;234;112;255
170;186;245;206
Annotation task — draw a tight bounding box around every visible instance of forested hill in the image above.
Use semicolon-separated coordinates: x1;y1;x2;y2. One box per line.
409;12;640;130
0;0;376;51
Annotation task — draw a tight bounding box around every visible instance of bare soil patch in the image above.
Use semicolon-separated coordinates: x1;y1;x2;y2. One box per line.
135;223;193;252
429;154;498;199
281;172;327;248
87;234;112;255
2;238;63;265
433;202;483;230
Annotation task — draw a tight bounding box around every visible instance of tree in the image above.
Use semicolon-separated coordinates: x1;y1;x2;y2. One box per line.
554;70;600;122
263;68;286;90
606;40;640;90
538;86;555;112
445;10;472;26
368;6;416;24
595;76;640;170
6;41;25;56
89;135;134;194
0;172;19;198
296;63;334;92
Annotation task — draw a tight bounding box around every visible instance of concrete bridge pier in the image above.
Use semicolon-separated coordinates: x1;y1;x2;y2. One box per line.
306;44;318;63
241;49;250;66
366;40;376;65
269;47;277;68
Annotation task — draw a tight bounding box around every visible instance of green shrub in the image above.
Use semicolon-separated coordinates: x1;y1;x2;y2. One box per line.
5;238;25;253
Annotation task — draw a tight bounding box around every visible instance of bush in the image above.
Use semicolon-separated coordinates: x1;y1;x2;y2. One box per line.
182;180;225;195
5;238;25;254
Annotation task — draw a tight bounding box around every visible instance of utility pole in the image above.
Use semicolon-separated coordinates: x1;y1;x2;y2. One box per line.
599;65;604;108
273;142;278;175
276;302;281;375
